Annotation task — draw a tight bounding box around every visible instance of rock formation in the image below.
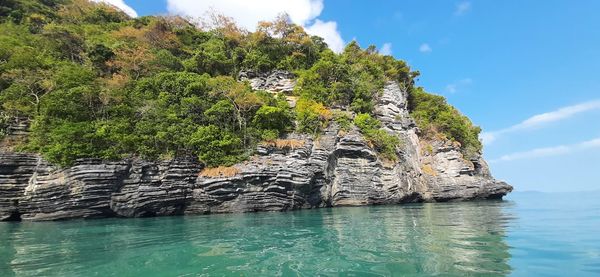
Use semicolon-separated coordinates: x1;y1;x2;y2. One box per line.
238;70;296;94
0;74;512;221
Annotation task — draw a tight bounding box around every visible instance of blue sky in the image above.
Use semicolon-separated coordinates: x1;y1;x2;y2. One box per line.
102;0;600;192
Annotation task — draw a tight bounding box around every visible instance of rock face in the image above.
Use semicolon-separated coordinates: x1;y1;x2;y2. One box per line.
0;79;512;221
239;70;296;94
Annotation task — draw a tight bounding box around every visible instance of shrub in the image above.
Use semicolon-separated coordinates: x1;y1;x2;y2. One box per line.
259;129;279;142
408;87;482;155
252;105;293;136
333;111;353;131
295;98;332;135
354;113;381;130
353;113;401;161
0;112;10;140
29;120;100;166
190;125;244;167
152;49;184;72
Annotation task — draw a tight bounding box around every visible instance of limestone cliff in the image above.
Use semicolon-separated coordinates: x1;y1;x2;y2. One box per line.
0;74;511;221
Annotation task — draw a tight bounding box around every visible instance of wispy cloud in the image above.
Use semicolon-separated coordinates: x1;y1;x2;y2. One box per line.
419;43;432;53
91;0;138;17
482;99;600;144
490;137;600;163
380;43;393;55
445;78;472;93
454;1;471;16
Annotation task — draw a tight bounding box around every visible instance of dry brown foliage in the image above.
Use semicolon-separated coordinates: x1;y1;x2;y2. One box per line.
257;14;312;45
144;19;181;49
422;164;438;176
112;26;146;42
420;141;434;155
107;45;155;80
59;0;126;21
200;11;247;42
0;136;21;152
103;73;130;90
261;139;305;150
199;166;240;178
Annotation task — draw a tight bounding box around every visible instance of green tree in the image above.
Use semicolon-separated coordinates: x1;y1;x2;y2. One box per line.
88;44;115;75
252;105;293;139
152;49;183;72
190;125;244;167
185;38;233;76
295;98;331;135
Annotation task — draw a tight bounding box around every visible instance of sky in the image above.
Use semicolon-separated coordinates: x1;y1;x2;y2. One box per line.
98;0;600;192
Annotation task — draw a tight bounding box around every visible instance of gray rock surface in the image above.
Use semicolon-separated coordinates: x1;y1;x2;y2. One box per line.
239;70;296;94
0;80;511;221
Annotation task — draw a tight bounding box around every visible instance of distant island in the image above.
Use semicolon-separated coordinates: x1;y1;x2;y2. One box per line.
0;0;511;221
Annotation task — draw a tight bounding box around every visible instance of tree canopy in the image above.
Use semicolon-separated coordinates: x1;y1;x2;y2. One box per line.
0;0;481;166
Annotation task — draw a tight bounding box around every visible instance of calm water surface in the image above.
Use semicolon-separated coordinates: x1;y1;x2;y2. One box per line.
1;191;599;276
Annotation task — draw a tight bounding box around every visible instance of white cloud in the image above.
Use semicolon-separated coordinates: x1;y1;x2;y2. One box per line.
167;0;323;29
491;137;600;163
517;100;600;128
419;43;432;53
482;99;600;144
445;78;472;93
304;20;345;53
166;0;344;52
91;0;138;17
454;1;471;16
380;43;393;56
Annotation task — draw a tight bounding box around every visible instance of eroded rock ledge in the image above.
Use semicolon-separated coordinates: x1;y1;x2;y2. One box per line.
0;81;511;221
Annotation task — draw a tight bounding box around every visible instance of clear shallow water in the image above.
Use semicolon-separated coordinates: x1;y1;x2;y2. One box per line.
0;192;599;276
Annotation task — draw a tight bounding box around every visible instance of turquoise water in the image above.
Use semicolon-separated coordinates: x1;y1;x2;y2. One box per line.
1;192;599;276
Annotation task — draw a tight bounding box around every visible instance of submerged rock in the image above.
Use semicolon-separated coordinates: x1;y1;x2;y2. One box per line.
0;81;511;221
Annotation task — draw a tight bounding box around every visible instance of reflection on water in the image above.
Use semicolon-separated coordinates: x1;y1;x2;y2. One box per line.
325;202;513;276
0;201;514;276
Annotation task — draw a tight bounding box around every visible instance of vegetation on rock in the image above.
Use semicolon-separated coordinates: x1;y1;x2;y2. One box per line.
294;42;417;114
0;0;482;166
408;87;483;157
354;113;401;161
0;112;8;139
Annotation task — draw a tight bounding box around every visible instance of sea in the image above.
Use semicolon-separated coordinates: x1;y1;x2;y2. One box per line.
1;191;599;276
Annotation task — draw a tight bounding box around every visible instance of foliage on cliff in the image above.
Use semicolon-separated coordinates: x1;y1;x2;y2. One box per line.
0;0;481;166
295;42;417;114
354;113;401;161
0;112;8;139
408;87;482;156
